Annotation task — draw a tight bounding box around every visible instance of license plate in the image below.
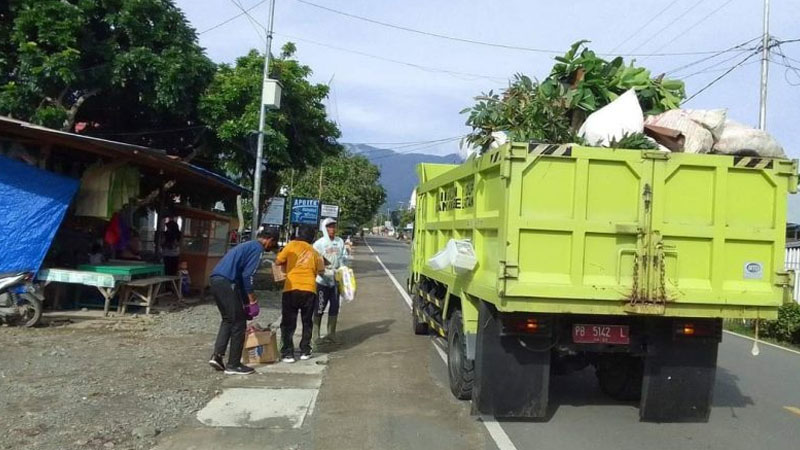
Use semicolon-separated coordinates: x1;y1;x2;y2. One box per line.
572;324;630;344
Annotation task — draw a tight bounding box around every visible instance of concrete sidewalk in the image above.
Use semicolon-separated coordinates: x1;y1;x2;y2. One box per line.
154;247;491;450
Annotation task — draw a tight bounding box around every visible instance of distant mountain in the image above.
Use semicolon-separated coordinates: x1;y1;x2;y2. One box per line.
344;143;462;211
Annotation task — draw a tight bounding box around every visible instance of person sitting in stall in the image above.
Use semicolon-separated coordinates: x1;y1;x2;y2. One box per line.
117;230;142;260
162;220;182;275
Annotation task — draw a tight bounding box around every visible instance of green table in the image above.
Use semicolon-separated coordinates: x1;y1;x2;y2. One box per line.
77;264;164;281
38;268;122;316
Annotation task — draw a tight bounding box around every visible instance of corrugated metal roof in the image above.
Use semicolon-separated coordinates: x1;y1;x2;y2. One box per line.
0;116;245;194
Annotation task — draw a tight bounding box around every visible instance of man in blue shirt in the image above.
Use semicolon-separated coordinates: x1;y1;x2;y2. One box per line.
208;228;279;375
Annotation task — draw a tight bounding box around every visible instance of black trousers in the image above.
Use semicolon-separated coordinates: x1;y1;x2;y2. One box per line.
210;276;246;366
280;290;316;357
316;283;340;317
163;256;179;276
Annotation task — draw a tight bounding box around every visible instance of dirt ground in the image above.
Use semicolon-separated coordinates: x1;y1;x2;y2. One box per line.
0;288;282;450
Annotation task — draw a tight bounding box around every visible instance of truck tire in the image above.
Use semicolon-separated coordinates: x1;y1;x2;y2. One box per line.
596;355;643;401
447;310;474;400
412;292;429;335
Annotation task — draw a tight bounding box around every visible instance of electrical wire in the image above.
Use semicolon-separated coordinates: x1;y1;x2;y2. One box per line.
608;0;681;54
86;125;208;137
229;0;266;42
771;44;800;86
645;0;738;57
664;36;761;75
675;47;760;79
290;0;748;57
627;0;706;54
273;32;508;83
678;58;761;80
682;50;761;104
198;0;268;35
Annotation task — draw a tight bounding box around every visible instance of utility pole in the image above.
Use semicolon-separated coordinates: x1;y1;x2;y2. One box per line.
251;0;277;236
758;0;770;131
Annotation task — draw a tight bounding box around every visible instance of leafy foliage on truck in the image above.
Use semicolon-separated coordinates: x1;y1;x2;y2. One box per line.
461;41;686;152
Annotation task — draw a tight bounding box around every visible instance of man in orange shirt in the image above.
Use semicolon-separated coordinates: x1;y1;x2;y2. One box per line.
275;225;325;362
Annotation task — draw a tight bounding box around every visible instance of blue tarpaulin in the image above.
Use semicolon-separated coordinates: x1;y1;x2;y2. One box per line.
0;155;79;274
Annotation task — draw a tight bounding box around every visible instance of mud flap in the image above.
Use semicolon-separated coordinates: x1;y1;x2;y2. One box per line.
640;333;718;422
471;301;550;418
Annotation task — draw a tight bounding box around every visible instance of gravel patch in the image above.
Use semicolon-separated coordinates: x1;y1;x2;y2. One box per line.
0;288;282;450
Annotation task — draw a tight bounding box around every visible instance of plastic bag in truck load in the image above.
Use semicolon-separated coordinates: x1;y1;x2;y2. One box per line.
578;89;643;146
427;239;478;272
643;109;715;153
712;120;786;158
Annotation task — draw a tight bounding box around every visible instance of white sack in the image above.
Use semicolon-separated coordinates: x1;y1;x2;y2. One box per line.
579;89;644;146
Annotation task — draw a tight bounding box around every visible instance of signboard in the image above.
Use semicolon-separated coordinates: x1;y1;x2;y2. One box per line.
261;197;286;226
290;198;320;225
320;204;339;219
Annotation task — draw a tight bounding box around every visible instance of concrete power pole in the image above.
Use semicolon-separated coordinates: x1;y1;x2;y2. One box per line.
758;0;770;131
251;0;277;236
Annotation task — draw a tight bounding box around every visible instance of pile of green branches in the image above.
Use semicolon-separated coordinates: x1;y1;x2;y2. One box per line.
461;41;686;152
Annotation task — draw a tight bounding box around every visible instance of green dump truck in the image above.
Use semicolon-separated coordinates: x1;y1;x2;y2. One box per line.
408;142;797;422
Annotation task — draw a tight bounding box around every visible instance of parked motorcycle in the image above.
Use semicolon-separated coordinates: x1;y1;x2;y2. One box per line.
0;272;43;327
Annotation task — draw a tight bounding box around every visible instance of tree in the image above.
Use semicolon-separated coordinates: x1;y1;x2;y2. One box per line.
0;0;215;152
291;153;387;227
198;44;342;197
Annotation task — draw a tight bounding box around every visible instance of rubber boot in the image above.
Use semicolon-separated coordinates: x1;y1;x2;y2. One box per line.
312;315;322;345
325;315;338;343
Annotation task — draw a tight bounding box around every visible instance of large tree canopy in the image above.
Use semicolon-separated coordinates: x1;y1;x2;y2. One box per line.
0;0;215;152
198;44;342;195
291;153;387;228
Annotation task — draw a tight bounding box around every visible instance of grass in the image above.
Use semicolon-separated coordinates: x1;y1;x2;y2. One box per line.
723;319;800;352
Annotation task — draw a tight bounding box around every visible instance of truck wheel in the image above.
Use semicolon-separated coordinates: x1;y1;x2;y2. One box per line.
596;355;643;401
447;310;474;400
412;292;429;335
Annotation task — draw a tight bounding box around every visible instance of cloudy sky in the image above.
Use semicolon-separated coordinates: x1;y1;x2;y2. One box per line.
176;0;799;160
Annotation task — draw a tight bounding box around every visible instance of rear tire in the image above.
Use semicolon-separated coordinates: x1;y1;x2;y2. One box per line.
412;291;429;335
447;310;474;400
14;292;43;328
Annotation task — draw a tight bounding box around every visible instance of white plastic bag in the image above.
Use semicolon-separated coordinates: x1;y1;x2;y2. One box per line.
644;109;714;153
579;89;644;146
427;239;477;272
712;120;785;158
336;266;356;303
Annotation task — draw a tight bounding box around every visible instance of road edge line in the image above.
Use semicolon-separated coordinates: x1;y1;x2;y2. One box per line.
723;330;800;356
365;237;519;450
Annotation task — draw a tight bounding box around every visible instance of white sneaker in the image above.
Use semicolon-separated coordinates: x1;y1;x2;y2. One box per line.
300;353;312;361
281;356;296;363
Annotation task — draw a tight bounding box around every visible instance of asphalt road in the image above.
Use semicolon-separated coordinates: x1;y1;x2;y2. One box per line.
366;236;800;450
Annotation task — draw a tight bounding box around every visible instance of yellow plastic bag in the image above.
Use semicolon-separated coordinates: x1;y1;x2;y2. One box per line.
336;266;357;303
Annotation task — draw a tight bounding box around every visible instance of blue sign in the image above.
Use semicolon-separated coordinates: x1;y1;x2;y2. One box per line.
290;198;320;225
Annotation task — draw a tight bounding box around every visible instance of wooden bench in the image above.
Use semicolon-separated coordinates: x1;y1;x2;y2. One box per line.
119;276;182;315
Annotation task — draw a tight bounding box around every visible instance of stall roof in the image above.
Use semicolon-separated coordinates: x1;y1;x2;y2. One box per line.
0;116;245;195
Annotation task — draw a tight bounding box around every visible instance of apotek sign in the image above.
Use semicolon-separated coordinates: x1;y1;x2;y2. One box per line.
290;198;320;225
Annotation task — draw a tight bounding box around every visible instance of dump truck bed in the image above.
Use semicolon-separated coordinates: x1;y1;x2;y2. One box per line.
412;143;797;319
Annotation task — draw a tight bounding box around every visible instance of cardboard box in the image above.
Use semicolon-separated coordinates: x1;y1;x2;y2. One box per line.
271;263;286;283
242;329;279;365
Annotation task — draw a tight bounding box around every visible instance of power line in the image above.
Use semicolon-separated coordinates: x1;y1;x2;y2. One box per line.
198;0;268;35
628;0;706;54
645;0;738;57
664;36;760;75
273;32;507;83
291;0;747;57
229;0;266;42
609;0;681;54
675;48;760;79
771;45;800;86
682;50;761;104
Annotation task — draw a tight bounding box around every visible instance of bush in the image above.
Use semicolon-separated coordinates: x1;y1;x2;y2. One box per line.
762;302;800;344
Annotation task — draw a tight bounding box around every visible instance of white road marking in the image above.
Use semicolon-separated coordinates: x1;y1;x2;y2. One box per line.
366;237;519;450
723;330;800;356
